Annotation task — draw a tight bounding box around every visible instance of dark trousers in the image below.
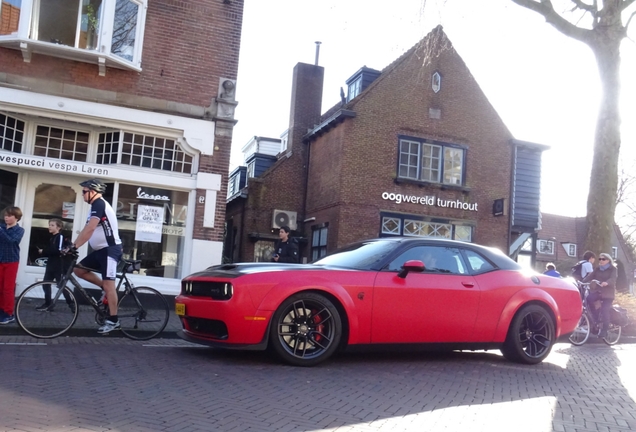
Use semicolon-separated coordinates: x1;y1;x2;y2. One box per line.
587;291;612;330
42;267;72;304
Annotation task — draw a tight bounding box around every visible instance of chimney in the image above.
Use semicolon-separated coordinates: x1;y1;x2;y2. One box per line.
288;62;324;138
314;41;321;66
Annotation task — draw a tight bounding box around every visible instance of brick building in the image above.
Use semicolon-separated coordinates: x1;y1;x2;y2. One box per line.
226;26;545;263
0;0;244;295
533;213;634;292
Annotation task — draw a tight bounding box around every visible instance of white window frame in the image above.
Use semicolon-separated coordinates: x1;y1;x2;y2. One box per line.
398;137;465;186
612;246;618;260
562;243;577;257
0;0;147;74
537;239;555;255
347;77;362;102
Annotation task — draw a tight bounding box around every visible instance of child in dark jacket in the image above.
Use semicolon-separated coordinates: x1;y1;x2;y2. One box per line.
36;219;74;312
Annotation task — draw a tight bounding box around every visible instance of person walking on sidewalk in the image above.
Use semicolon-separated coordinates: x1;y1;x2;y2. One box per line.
0;206;25;324
36;218;74;312
73;179;123;334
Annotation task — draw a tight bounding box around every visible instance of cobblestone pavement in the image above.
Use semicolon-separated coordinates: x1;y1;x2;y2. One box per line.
1;337;636;432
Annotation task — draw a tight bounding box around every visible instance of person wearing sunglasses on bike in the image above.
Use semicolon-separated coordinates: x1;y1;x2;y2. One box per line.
72;179;123;334
582;253;617;338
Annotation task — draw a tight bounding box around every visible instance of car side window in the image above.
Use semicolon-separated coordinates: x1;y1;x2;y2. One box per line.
463;250;495;274
386;246;467;275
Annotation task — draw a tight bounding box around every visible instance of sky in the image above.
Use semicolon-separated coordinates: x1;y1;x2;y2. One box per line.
230;0;636;221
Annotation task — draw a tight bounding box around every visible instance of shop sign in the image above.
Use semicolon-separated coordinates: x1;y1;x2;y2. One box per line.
137;187;170;201
0;153;109;175
381;192;478;212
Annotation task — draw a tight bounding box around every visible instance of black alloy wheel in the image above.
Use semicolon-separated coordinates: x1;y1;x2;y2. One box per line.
501;304;555;364
269;292;342;367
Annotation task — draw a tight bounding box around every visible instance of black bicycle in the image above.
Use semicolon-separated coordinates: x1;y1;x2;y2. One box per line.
568;281;624;346
15;250;170;340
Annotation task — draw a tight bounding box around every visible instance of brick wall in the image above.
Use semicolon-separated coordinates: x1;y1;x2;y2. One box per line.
307;29;513;252
0;0;244;108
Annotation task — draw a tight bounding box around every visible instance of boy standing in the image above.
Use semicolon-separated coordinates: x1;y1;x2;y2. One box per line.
0;206;25;324
36;218;73;312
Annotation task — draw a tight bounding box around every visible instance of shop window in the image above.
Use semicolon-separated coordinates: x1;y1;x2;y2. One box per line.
311;226;328;261
454;225;472;242
115;183;188;279
254;240;275;262
0;0;147;72
537;239;554;255
404;219;452;238
380;212;472;242
33;125;89;161
97;131;193;174
0;113;24;153
381;217;401;235
398;137;465;186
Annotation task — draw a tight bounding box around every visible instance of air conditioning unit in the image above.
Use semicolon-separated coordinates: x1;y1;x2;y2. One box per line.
272;209;297;230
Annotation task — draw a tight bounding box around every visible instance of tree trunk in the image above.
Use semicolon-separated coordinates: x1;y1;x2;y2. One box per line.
585;39;622;255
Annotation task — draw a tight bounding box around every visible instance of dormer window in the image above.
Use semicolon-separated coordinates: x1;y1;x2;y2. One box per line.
0;0;147;75
347;77;361;102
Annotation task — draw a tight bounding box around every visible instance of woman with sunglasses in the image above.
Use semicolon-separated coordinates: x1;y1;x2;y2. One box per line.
582;253;617;338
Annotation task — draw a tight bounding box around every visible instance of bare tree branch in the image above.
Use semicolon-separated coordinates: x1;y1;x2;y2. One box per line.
511;0;594;42
621;0;636;11
570;0;596;13
626;9;636;28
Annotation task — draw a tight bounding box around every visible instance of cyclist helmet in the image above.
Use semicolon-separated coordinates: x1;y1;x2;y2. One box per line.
79;178;107;194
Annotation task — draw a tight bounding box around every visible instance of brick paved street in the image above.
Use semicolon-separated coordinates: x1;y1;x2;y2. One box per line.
1;337;636;432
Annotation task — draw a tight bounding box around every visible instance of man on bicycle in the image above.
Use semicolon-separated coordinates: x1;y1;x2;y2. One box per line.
73;179;123;334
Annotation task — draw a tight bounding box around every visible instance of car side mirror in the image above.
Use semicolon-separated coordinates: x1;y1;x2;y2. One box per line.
397;260;425;278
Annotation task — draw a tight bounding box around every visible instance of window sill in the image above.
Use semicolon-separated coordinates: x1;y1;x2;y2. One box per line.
394;177;471;193
0;38;141;76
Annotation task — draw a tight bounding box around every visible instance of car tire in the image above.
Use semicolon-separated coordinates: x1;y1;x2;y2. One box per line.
269;292;342;367
501;304;555;364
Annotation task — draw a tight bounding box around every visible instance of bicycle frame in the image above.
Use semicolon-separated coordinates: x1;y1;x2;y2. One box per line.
50;254;136;317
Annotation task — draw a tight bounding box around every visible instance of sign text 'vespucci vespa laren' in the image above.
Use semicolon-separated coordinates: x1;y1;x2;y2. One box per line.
381;192;478;211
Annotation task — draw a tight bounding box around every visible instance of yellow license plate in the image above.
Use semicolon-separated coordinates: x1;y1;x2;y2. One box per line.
175;303;185;316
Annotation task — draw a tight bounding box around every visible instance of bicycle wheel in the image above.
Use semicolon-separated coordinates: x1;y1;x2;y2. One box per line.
602;324;621;345
118;286;170;340
15;281;78;338
568;312;590;346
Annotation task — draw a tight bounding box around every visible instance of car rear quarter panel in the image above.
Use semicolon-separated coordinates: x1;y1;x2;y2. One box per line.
472;271;581;342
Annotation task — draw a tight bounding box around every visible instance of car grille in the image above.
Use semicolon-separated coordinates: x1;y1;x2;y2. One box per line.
185;317;228;339
181;281;233;300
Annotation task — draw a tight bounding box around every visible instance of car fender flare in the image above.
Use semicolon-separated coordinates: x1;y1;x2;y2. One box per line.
255;279;359;345
493;288;561;341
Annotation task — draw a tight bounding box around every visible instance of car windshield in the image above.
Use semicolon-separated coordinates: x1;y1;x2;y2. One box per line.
313;240;397;270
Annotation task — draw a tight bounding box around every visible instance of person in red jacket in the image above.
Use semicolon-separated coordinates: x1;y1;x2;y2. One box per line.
0;206;25;324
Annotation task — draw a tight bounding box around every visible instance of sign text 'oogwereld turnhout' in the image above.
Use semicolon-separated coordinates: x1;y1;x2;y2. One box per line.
381;192;478;211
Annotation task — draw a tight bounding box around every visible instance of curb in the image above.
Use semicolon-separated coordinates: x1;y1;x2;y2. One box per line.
0;325;181;339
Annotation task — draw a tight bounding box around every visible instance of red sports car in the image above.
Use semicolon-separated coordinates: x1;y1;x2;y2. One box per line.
175;238;582;366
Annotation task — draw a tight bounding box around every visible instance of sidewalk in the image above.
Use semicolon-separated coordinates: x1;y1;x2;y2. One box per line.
0;295;182;339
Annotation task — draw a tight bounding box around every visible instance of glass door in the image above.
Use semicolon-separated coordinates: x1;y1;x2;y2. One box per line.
18;174;87;291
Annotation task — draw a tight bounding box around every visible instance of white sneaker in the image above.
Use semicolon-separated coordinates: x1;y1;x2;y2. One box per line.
98;320;121;334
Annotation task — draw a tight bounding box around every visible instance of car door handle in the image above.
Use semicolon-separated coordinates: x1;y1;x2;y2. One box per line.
462;282;475;288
